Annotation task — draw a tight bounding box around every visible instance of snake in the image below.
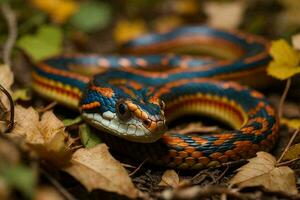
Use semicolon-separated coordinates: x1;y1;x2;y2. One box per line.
32;26;279;170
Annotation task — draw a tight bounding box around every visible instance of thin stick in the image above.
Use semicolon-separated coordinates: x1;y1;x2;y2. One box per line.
278;78;291;119
215;164;229;184
277;156;300;167
36;101;57;113
0;84;14;133
129;158;148;176
277;128;300;163
1;4;17;66
41;168;77;200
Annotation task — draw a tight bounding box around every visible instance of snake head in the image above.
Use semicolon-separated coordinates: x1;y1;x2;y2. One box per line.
79;84;167;143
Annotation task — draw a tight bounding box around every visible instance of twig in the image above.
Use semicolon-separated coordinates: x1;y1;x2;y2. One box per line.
40;168;77;200
277;128;300;163
278;78;291;119
215;164;229;184
1;4;17;66
36;101;57;113
277;156;300;167
129;158;148;176
0;83;14;133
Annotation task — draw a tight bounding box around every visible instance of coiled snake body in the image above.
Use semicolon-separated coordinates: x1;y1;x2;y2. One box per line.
32;26;279;170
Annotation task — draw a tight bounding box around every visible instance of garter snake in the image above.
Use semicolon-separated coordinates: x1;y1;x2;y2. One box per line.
32;26;279;170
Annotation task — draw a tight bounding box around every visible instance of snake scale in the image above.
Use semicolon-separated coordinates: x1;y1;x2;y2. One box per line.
32;26;279;170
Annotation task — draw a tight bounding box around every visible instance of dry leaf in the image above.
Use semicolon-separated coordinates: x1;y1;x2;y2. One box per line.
282;143;300;161
204;1;245;29
0;139;20;165
63;144;139;199
230;152;297;194
292;33;300;50
0;178;9;200
0;65;14;107
34;186;64;200
159;170;180;188
11;105;73;167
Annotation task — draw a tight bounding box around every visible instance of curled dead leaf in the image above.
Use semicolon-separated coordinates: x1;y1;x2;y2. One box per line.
230;152;297;194
159;170;180;188
63;144;139;199
11;106;74;167
0;65;13;108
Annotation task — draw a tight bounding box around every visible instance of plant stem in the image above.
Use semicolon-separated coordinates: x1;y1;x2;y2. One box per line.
278;78;291;120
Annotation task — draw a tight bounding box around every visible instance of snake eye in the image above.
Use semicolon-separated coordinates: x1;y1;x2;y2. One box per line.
116;100;132;120
159;99;165;110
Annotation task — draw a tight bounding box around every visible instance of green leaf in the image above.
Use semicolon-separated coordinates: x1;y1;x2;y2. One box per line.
63;116;83;127
79;124;102;148
12;88;31;101
17;25;63;62
70;2;111;32
2;165;36;199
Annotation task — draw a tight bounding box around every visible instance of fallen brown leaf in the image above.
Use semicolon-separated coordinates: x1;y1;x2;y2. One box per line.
159;170;180;188
63;144;139;199
11;106;74;167
292;33;300;50
0;139;20;165
0;65;13;105
229;152;297;194
34;186;64;200
282;143;300;161
204;1;245;29
0;178;9;200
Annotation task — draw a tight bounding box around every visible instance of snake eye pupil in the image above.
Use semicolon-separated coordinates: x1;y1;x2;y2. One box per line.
116;100;132;120
159;99;165;110
118;103;127;115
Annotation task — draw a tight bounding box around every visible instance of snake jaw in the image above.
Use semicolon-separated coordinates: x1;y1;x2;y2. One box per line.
81;110;166;143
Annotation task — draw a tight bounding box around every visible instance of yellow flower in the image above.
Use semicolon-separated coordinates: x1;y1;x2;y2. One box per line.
113;19;147;44
31;0;78;24
267;39;300;80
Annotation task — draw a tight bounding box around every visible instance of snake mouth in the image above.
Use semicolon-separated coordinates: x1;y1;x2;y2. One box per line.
82;111;167;143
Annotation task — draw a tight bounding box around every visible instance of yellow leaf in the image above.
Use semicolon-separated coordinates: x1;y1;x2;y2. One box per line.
31;0;78;24
159;170;180;188
270;39;300;66
281;118;300;129
229;152;297;194
113;19;147;43
63;144;139;199
173;0;199;15
267;61;300;80
12;89;31;101
282;143;300;161
153;16;183;33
